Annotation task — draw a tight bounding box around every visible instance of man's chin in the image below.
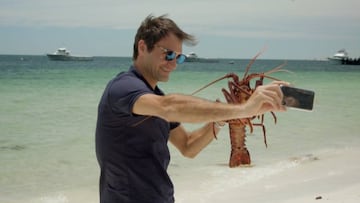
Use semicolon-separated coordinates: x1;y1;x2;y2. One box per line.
159;74;170;82
159;77;170;82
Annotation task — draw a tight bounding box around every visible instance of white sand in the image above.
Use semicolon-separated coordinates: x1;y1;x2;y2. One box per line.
203;148;360;203
26;148;360;203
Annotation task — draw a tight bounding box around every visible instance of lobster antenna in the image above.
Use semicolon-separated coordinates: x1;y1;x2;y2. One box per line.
243;47;267;78
191;75;228;95
264;62;289;74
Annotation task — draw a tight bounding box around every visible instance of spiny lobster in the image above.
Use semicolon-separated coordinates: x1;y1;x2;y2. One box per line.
192;51;287;167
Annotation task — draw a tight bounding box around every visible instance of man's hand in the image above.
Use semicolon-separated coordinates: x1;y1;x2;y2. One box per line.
243;81;289;116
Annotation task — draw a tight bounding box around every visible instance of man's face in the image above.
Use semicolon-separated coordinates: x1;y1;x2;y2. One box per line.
143;33;183;84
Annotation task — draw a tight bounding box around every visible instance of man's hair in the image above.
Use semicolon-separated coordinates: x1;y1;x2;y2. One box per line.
132;14;197;60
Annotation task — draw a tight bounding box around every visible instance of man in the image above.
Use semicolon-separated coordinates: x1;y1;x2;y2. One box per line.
96;14;287;203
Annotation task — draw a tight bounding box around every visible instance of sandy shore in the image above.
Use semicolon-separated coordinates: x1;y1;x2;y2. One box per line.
25;148;360;203
204;148;360;203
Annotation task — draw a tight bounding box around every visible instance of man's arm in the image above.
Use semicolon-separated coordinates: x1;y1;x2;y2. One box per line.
169;122;222;158
132;82;287;123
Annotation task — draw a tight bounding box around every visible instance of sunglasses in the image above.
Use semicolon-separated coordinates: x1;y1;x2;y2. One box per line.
156;45;186;64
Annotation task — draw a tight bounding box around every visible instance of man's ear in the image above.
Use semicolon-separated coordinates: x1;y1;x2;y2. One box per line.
137;40;147;56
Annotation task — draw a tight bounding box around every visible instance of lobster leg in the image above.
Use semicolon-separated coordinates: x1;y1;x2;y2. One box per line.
252;123;268;148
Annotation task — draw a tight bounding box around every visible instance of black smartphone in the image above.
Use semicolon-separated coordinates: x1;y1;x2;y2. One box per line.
280;86;315;111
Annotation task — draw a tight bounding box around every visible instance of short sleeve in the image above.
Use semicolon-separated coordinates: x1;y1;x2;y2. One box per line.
108;73;152;116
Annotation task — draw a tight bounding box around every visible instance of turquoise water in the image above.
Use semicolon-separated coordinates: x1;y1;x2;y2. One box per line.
1;55;360;202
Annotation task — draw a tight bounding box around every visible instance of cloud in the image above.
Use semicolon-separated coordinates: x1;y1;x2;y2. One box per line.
1;0;359;58
2;0;359;29
1;0;357;44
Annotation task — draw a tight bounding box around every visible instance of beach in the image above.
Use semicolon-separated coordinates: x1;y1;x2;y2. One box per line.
22;147;360;203
1;55;360;202
185;148;360;203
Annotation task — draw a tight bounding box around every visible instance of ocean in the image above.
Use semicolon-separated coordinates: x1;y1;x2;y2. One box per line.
1;55;360;203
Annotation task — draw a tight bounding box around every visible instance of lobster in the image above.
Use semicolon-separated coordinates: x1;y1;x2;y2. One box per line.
191;51;287;168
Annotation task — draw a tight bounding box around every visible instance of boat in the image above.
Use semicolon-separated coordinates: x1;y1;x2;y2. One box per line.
185;52;219;63
327;49;360;65
46;48;94;61
340;57;360;65
327;49;348;64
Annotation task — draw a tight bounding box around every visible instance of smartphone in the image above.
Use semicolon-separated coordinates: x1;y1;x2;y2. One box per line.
280;86;315;111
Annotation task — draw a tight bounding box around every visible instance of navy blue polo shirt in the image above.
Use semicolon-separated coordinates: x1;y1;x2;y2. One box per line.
95;66;180;203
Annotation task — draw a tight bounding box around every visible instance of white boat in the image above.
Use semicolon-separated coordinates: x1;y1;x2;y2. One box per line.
185;52;219;63
46;48;94;61
327;49;348;64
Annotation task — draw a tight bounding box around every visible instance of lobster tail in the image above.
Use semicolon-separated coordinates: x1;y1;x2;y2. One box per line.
229;147;251;167
228;122;251;167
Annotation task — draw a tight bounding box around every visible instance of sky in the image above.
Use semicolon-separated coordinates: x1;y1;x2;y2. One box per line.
0;0;359;59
